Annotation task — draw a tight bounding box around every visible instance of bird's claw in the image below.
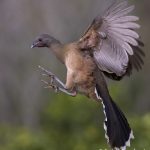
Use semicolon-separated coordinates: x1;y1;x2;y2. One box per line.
39;65;56;85
38;65;54;77
41;79;59;93
39;66;60;93
38;65;77;96
50;75;55;85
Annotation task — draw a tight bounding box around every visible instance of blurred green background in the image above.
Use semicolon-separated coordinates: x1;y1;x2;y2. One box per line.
0;0;150;149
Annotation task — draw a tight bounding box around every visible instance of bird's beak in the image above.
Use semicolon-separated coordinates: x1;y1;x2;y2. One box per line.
31;44;35;48
31;42;40;48
31;42;38;48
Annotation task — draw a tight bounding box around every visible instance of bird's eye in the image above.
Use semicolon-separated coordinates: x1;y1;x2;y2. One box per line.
38;38;42;42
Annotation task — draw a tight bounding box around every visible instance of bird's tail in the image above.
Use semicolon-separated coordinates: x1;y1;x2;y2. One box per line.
95;83;134;149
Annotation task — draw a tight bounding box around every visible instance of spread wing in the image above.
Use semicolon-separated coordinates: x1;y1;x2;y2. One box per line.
78;1;144;80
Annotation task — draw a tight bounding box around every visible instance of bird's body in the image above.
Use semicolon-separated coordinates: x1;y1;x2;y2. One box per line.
31;1;144;149
63;42;97;99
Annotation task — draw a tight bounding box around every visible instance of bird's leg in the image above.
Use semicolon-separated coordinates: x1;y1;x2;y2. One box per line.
38;65;77;96
41;79;76;96
39;65;65;87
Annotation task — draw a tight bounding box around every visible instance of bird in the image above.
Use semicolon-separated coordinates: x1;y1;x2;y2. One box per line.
31;1;144;149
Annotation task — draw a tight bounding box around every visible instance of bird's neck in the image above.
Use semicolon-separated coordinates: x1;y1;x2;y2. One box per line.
49;42;65;63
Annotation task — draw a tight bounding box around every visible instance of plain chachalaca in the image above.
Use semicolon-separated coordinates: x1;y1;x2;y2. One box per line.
31;1;144;149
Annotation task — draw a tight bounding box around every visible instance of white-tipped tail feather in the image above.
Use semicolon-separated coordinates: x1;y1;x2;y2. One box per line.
95;86;134;149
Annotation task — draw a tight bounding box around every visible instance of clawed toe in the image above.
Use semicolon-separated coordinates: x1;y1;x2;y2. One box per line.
38;65;77;96
41;79;59;92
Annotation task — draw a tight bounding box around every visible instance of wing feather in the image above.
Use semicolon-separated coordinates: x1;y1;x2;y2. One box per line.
107;5;135;20
105;1;128;16
108;27;139;39
110;16;139;23
108;30;138;46
94;40;129;76
110;22;140;29
78;1;144;78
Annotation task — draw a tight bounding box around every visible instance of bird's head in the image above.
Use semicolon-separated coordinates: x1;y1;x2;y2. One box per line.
31;34;58;48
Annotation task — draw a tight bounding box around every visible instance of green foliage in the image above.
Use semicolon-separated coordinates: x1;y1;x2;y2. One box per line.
0;94;150;150
40;94;106;150
0;126;49;150
130;114;150;149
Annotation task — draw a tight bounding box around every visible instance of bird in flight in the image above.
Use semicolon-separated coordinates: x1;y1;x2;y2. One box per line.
31;1;144;149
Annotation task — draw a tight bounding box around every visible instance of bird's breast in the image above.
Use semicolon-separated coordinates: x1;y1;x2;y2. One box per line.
65;52;84;72
65;48;96;83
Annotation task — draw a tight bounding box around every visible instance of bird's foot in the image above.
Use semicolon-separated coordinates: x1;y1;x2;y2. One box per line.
38;65;77;96
41;79;59;93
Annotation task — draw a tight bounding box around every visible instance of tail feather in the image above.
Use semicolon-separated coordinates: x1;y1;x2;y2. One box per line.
95;84;134;149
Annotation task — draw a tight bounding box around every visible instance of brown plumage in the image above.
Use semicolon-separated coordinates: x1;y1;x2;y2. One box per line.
31;1;144;149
